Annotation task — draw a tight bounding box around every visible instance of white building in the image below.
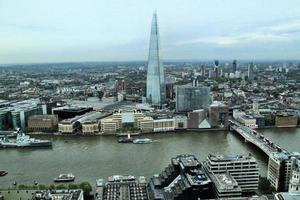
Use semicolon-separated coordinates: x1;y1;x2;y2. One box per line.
204;154;259;193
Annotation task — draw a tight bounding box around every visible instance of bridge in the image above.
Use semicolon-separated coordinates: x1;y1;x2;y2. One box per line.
229;119;288;157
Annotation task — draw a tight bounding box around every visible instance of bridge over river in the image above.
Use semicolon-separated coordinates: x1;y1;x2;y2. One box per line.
229;119;289;157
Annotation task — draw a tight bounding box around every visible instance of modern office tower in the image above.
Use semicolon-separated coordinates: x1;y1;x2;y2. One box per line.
213;60;220;78
146;12;165;106
233;60;237;73
208;101;229;128
204;154;259;193
248;62;254;81
175;85;211;112
201;65;205;77
148;154;213;200
165;83;174;99
268;152;300;192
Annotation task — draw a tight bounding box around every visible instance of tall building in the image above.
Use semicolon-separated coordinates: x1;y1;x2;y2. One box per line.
232;60;237;73
214;60;219;78
175;85;211;112
248;62;254;81
204;154;259;193
146;12;165;106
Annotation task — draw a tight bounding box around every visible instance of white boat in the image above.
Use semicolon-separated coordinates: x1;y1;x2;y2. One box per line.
54;173;75;182
133;138;152;144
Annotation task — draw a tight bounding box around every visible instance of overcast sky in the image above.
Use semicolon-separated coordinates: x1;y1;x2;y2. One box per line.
0;0;300;64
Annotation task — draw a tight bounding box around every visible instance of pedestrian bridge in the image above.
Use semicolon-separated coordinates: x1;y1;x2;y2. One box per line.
229;119;288;157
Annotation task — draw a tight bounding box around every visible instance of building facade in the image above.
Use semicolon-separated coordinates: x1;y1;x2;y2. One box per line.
146;12;165;106
175;85;211;112
204;154;259;193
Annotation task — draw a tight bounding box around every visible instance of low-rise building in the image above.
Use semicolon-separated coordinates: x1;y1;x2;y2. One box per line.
238;115;258;129
209;173;242;199
137;116;154;133
153;118;175;132
275;112;298;127
174;115;187;129
27;114;58;132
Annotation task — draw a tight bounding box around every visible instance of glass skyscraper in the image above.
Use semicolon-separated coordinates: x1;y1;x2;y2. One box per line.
146;12;165;106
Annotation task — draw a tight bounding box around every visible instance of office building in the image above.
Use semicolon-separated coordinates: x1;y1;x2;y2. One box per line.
209;173;242;199
187;109;210;129
233;60;237;73
208;101;229;128
275;192;300;200
28;115;58;132
248;62;254;81
204;154;259;193
214;60;219;78
146;12;165;106
175;85;211;112
153;118;175;132
53;107;93;120
148;154;213;200
268;152;300;192
275;112;298;127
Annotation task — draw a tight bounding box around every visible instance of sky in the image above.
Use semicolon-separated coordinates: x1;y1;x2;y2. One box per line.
0;0;300;64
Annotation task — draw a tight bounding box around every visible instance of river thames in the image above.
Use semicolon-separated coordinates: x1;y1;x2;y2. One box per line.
0;128;299;188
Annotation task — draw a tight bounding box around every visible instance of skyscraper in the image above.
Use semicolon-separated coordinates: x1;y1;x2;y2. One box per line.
214;60;219;78
232;60;237;73
248;62;254;81
146;12;165;106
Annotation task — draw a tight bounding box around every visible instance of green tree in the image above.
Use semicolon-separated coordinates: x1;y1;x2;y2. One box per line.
38;184;48;190
68;183;79;189
56;184;68;190
79;182;92;196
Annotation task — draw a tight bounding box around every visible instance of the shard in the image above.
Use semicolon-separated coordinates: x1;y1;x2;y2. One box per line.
146;12;165;106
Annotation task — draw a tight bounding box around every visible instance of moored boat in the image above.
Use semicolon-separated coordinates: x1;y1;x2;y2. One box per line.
0;132;52;148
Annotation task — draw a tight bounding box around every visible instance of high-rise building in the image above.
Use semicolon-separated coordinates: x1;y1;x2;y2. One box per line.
214;60;219;78
232;60;237;73
175;85;211;112
146;12;165;106
248;62;254;81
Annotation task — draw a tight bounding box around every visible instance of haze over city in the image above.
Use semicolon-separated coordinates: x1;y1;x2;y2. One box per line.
1;0;300;64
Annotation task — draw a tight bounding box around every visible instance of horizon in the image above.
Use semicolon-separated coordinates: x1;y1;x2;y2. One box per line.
1;0;300;64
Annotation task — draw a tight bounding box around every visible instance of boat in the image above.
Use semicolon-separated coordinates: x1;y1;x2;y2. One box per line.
107;175;135;182
133;138;153;144
54;174;75;182
0;171;8;177
117;134;133;143
0;132;52;148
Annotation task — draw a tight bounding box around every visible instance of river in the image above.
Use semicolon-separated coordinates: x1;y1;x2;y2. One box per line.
0;128;299;188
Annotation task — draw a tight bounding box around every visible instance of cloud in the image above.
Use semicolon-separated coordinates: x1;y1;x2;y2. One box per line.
175;19;300;47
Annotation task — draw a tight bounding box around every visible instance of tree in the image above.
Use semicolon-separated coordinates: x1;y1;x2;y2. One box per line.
68;183;79;189
79;182;92;197
56;184;68;190
97;91;104;101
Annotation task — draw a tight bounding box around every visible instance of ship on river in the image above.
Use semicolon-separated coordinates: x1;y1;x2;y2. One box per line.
0;132;52;148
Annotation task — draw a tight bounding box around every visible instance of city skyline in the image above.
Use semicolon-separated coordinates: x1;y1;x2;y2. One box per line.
1;0;300;64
